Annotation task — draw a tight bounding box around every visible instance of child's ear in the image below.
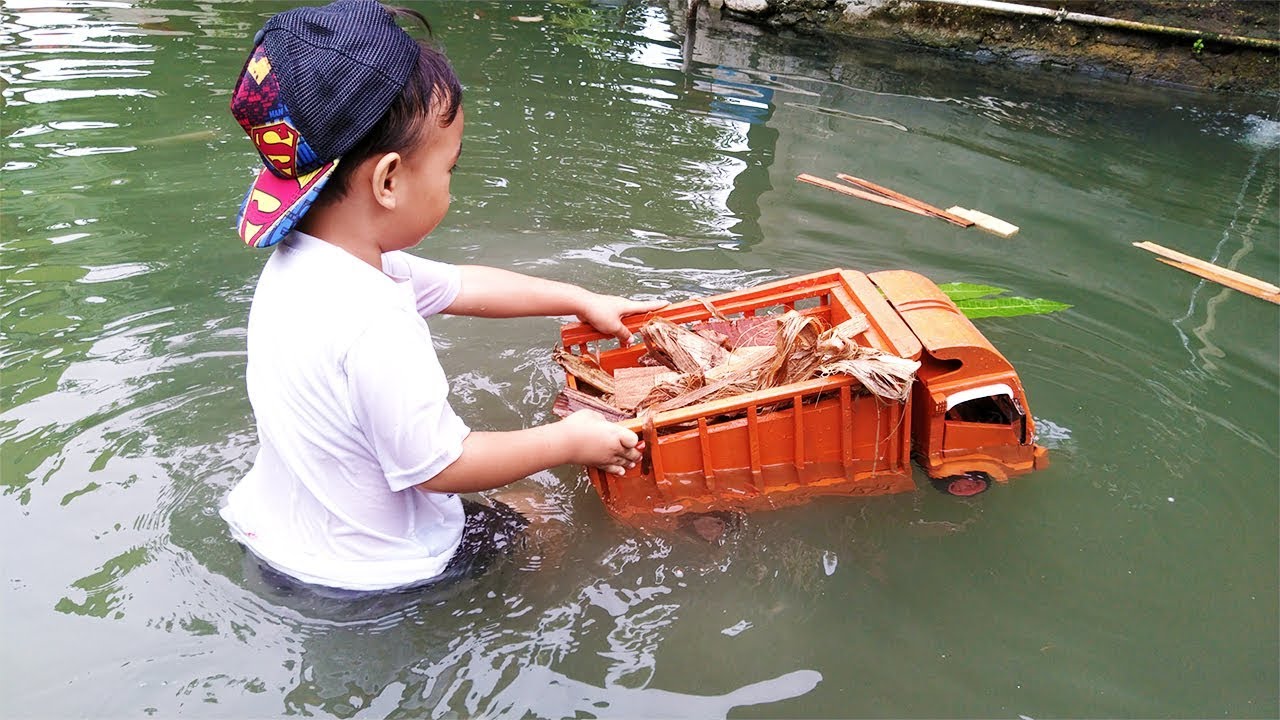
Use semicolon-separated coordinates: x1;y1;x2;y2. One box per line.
369;152;402;210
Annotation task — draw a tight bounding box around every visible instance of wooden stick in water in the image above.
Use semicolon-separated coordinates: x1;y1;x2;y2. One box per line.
1134;241;1280;305
797;174;935;218
836;173;974;227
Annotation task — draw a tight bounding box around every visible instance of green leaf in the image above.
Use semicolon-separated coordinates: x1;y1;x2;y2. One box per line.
953;297;1072;319
938;282;1007;302
939;282;1071;319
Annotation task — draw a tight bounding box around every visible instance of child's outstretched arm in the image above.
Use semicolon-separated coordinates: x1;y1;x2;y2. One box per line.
417;409;642;494
445;265;666;344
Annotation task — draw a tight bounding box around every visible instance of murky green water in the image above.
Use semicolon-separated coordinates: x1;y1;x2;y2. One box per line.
3;1;1278;717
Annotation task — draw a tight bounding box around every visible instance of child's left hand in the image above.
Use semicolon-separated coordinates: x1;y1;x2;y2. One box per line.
577;294;667;346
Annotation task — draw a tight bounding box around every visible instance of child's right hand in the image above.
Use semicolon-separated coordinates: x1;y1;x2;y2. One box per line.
559;410;643;476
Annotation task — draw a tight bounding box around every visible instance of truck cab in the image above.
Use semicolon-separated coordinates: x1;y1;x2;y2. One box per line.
869;270;1049;494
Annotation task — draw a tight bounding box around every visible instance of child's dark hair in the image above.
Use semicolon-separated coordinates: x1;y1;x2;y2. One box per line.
314;6;462;205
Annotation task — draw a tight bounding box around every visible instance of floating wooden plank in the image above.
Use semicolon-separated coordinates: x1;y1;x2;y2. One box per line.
836;173;973;227
798;174;935;218
946;207;1020;237
1134;241;1280;305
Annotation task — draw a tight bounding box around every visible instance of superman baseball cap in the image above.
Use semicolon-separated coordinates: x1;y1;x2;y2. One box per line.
230;0;418;248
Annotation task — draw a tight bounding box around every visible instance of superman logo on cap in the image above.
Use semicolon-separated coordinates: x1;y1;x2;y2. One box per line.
250;120;302;178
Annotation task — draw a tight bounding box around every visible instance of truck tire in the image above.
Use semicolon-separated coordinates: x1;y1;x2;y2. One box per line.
937;473;990;497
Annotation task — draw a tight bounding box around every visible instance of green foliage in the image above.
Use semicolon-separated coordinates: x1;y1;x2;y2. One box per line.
948;296;1073;319
935;282;1006;303
1192;38;1205;54
939;282;1071;319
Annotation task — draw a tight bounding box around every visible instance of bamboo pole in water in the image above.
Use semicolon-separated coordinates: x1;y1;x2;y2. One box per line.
917;0;1280;51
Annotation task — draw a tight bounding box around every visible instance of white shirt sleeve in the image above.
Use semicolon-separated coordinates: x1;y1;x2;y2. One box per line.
382;251;461;317
345;310;471;492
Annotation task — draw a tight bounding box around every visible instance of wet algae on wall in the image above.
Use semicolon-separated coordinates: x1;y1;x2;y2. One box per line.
692;0;1279;94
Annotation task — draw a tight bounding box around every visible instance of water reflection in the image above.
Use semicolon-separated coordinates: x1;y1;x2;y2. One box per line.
1171;124;1279;371
188;516;834;717
257;563;826;718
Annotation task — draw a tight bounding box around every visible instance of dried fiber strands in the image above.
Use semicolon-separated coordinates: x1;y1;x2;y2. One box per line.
690;315;780;350
815;316;872;356
807;313;917;402
613;366;681;411
816;351;918;402
641;345;776;415
705;345;775;384
760;311;825;389
634;372;698;411
639;317;727;373
643;373;755;415
552;308;919;421
807;314;920;402
635;316;780;413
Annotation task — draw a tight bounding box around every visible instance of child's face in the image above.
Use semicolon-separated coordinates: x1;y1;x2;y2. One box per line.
393;106;464;247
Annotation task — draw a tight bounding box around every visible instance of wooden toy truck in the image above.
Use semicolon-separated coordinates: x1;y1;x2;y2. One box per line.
558;269;1049;520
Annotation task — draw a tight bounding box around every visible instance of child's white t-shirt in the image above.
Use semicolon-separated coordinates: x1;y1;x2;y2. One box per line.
220;231;471;591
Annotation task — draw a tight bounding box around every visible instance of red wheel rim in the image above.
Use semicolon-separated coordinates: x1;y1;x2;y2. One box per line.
947;476;988;497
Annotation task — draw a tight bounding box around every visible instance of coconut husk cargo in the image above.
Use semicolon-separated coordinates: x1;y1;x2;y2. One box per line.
552;348;615;395
638;317;727;374
693;315;780;348
613;366;680;411
553;308;919;422
552;386;630;422
760;311;824;389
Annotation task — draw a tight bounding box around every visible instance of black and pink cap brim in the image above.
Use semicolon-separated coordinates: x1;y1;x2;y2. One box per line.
230;43;334;248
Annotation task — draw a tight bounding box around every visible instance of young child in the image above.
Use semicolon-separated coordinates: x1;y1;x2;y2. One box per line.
219;0;663;593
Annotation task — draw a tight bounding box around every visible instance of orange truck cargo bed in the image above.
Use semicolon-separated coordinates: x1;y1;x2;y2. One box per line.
557;269;1047;520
